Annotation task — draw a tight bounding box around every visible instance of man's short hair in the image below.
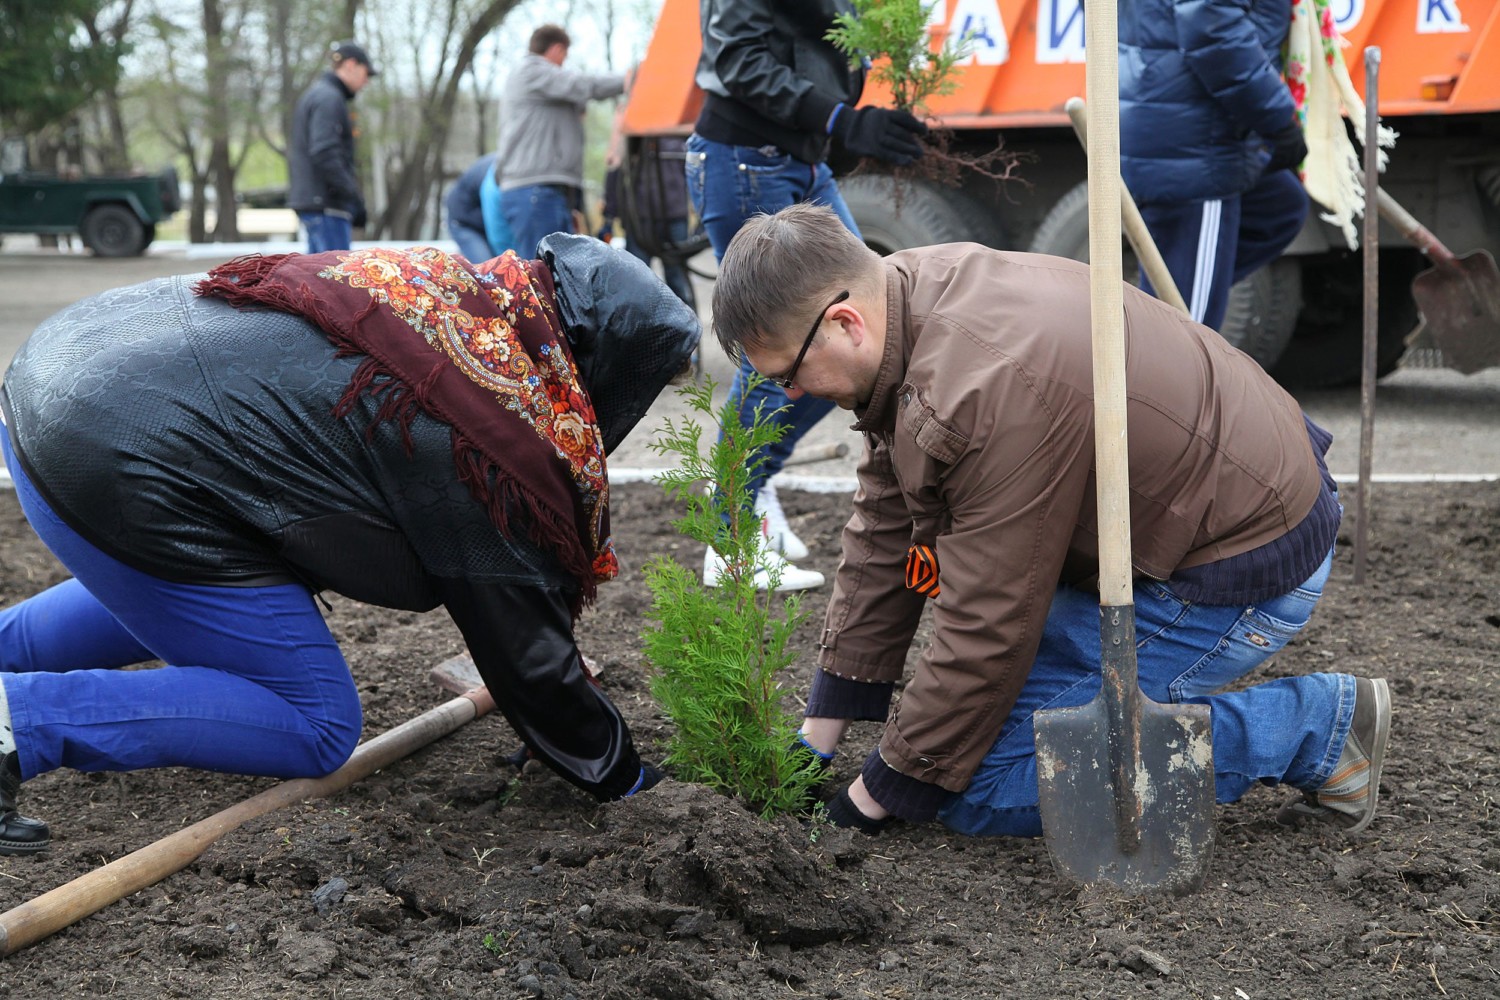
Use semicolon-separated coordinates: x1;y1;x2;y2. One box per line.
529;24;571;54
713;203;880;361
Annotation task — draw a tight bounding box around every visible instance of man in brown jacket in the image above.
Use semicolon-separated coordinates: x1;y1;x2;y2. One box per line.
712;203;1390;837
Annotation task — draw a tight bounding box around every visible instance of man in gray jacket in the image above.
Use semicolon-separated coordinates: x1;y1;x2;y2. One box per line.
713;203;1391;841
496;25;627;257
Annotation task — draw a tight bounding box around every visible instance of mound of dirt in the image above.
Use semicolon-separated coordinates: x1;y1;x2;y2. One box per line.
1;480;1497;999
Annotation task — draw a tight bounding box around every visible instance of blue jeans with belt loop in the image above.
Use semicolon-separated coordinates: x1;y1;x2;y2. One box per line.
685;133;860;505
940;547;1353;837
0;428;362;782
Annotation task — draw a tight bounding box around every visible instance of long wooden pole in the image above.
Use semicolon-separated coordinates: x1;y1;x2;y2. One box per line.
0;685;496;958
1064;97;1190;318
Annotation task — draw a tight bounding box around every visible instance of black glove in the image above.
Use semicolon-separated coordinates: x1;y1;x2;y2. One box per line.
350;197;368;230
821;785;892;835
832;105;928;166
1265;119;1307;174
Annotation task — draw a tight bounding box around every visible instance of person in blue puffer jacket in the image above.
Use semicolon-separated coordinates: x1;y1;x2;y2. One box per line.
1120;0;1309;330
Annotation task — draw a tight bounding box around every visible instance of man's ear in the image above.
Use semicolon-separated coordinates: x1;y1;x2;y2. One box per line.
828;301;867;346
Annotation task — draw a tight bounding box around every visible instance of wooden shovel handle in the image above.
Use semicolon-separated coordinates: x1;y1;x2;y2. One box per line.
0;690;494;958
1065;98;1191;318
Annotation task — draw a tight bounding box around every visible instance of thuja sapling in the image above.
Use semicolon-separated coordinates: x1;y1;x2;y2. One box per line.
642;377;826;818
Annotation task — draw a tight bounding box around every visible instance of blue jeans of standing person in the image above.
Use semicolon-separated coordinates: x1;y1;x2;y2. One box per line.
1137;167;1309;330
0;429;361;783
940;547;1352;837
448;218;495;264
479;169;516;256
299;211;353;253
500;184;574;259
625;216;695;308
685;133;860;505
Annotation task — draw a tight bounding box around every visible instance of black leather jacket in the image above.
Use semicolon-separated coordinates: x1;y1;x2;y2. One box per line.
0;239;698;801
693;0;865;165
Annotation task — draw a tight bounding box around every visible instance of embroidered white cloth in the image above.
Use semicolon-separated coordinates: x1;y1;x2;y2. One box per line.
1283;0;1397;248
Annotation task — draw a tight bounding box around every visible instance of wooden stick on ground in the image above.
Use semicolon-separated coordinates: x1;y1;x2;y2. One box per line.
0;675;495;958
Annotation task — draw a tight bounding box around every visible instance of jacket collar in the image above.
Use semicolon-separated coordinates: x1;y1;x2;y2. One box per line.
851;262;911;433
325;70;356;100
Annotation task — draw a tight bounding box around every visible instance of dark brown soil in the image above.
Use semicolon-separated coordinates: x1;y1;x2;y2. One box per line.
1;480;1497;999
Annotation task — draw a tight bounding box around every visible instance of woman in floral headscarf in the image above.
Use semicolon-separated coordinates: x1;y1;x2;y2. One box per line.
0;236;697;853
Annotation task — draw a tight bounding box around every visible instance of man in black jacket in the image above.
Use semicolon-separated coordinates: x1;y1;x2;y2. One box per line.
688;0;926;594
289;41;378;252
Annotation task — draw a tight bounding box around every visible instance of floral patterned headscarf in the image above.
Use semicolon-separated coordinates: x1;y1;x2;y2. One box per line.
196;247;616;613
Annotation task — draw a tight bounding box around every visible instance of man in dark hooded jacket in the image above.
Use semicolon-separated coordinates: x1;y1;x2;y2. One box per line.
0;237;698;854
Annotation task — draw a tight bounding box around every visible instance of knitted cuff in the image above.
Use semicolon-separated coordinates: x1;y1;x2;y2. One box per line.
860;750;949;822
793;90;842;136
806;669;894;721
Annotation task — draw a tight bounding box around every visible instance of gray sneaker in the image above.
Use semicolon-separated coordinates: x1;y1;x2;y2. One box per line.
1278;677;1391;834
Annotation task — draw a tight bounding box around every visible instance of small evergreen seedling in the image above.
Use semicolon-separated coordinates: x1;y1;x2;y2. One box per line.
826;0;1023;187
642;376;825;818
826;0;972;115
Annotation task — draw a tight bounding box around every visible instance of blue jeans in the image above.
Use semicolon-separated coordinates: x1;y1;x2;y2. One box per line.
479;169;516;255
0;430;361;781
500;184;574;259
940;548;1352;837
1138;168;1309;330
299;211;352;253
448;218;495;264
625;217;695;308
685;134;860;503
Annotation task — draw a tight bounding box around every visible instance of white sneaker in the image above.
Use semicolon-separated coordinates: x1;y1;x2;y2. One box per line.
754;482;810;560
702;546;825;592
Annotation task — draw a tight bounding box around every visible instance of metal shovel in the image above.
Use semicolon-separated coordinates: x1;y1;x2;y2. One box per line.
1031;0;1216;895
1377;189;1500;375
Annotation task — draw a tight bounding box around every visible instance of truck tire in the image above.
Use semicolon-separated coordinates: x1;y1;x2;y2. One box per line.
82;203;149;257
1269;250;1419;388
1028;181;1299;370
839;174;1008;256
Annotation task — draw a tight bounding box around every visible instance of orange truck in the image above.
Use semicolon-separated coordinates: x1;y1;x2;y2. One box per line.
619;0;1500;386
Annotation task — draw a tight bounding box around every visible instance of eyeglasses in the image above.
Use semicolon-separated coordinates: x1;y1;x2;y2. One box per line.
768;289;850;390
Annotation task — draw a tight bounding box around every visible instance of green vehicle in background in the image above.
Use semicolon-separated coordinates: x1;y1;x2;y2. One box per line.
0;138;180;257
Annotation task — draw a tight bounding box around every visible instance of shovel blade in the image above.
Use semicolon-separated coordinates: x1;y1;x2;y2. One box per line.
1412;250;1500;375
1034;695;1216;895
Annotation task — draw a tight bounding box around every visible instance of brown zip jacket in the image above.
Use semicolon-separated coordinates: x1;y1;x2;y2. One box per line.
820;245;1324;793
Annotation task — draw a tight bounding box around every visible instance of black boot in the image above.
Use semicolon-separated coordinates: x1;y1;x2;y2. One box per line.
0;752;50;855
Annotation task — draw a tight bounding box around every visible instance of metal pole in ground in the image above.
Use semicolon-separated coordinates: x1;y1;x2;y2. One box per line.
1355;47;1382;585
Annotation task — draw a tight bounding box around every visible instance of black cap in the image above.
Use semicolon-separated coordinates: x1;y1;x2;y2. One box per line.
332;41;379;76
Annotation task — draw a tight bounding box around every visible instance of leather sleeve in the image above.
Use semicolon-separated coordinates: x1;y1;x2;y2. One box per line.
701;0;831;130
438;578;642;801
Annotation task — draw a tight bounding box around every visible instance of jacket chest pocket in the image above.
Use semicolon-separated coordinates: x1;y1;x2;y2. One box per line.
897;382;966;466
